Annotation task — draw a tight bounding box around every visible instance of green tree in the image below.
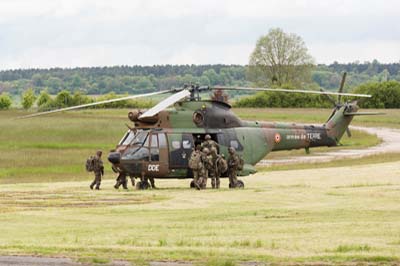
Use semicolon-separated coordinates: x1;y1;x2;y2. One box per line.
21;88;36;109
37;90;52;107
248;28;314;87
0;93;12;109
55;90;73;107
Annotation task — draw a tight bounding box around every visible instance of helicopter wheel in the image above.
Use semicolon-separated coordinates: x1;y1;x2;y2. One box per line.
136;181;150;190
236;180;244;189
229;180;244;189
190;180;196;188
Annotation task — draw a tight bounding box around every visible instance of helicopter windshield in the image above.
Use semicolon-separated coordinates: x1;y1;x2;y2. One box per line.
121;130;150;161
118;130;148;146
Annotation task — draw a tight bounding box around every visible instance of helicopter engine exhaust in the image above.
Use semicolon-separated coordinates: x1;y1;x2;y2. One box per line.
128;110;158;124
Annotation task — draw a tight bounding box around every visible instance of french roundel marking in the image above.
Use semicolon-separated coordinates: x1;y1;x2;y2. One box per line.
274;133;281;143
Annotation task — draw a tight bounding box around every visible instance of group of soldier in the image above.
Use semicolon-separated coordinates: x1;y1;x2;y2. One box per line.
188;134;241;190
88;134;242;190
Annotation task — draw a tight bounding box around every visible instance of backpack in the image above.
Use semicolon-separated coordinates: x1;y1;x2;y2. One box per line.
237;155;244;171
216;156;228;174
188;151;201;170
85;156;96;172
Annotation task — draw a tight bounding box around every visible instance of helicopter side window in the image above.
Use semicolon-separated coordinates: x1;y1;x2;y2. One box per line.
182;140;191;149
172;140;180;150
150;134;159;161
230;140;239;149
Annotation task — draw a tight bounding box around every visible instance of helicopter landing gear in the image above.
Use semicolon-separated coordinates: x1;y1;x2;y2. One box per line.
136;181;150;190
229;180;244;189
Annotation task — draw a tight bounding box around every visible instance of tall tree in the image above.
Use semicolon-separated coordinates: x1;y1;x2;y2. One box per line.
248;28;314;87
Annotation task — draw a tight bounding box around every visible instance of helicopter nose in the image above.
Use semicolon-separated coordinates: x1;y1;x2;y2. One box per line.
108;152;121;164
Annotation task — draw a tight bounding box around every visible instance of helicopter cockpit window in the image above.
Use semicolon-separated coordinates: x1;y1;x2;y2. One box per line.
119;131;135;145
150;134;158;147
158;133;167;148
150;134;159;161
131;131;149;145
230;140;239;149
123;146;149;161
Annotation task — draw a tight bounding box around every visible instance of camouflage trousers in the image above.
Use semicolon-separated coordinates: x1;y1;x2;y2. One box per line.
209;169;220;189
90;172;102;189
114;173;128;189
228;168;238;188
199;168;208;189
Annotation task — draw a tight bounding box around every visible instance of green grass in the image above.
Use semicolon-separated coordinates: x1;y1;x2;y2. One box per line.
0;162;400;264
0;108;399;264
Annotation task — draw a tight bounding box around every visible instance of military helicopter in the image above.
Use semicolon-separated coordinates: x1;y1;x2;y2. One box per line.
21;73;374;189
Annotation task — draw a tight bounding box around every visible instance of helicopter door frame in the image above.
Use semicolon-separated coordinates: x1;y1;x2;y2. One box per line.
147;132;168;177
168;133;194;169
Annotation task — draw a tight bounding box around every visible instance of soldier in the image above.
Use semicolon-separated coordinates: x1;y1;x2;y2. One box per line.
209;147;218;189
90;150;104;190
189;145;202;189
145;177;157;189
227;147;240;188
202;134;219;152
199;147;212;189
212;149;228;189
114;172;128;190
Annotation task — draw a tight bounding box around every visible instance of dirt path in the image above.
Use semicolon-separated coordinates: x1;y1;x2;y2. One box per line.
258;126;400;167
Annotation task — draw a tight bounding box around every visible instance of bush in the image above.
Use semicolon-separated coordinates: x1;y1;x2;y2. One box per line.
353;81;400;108
21;88;36;109
0;93;12;109
37;90;52;107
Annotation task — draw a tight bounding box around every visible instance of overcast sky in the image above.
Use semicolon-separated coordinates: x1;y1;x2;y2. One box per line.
0;0;399;70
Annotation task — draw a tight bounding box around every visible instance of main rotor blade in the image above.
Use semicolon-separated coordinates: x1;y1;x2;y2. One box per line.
319;88;337;106
214;86;371;98
17;90;171;119
338;72;347;104
139;89;191;119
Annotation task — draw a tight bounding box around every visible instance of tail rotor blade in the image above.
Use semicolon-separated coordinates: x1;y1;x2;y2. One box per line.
338;72;347;104
346;128;352;138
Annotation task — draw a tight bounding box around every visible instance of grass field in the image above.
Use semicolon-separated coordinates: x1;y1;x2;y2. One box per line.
0;162;399;265
0;107;399;265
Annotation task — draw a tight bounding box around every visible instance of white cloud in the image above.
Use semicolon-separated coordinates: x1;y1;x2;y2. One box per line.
0;0;399;69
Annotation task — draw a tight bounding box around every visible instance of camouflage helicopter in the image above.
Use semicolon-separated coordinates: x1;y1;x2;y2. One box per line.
22;73;374;189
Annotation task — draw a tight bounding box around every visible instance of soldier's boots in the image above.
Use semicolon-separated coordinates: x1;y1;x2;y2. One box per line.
122;181;128;190
211;179;216;189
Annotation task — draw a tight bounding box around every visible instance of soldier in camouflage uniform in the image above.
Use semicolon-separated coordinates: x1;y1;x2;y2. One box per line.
199;147;212;189
227;147;239;188
209;147;218;189
189;145;202;189
114;172;128;189
211;148;227;189
202;134;219;152
90;150;104;190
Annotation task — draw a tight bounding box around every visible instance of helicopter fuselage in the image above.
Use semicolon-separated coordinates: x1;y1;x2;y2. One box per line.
108;100;353;179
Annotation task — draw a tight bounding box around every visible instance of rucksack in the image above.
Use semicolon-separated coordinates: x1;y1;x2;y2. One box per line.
85;156;96;172
188;151;201;170
237;155;244;171
216;156;228;174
